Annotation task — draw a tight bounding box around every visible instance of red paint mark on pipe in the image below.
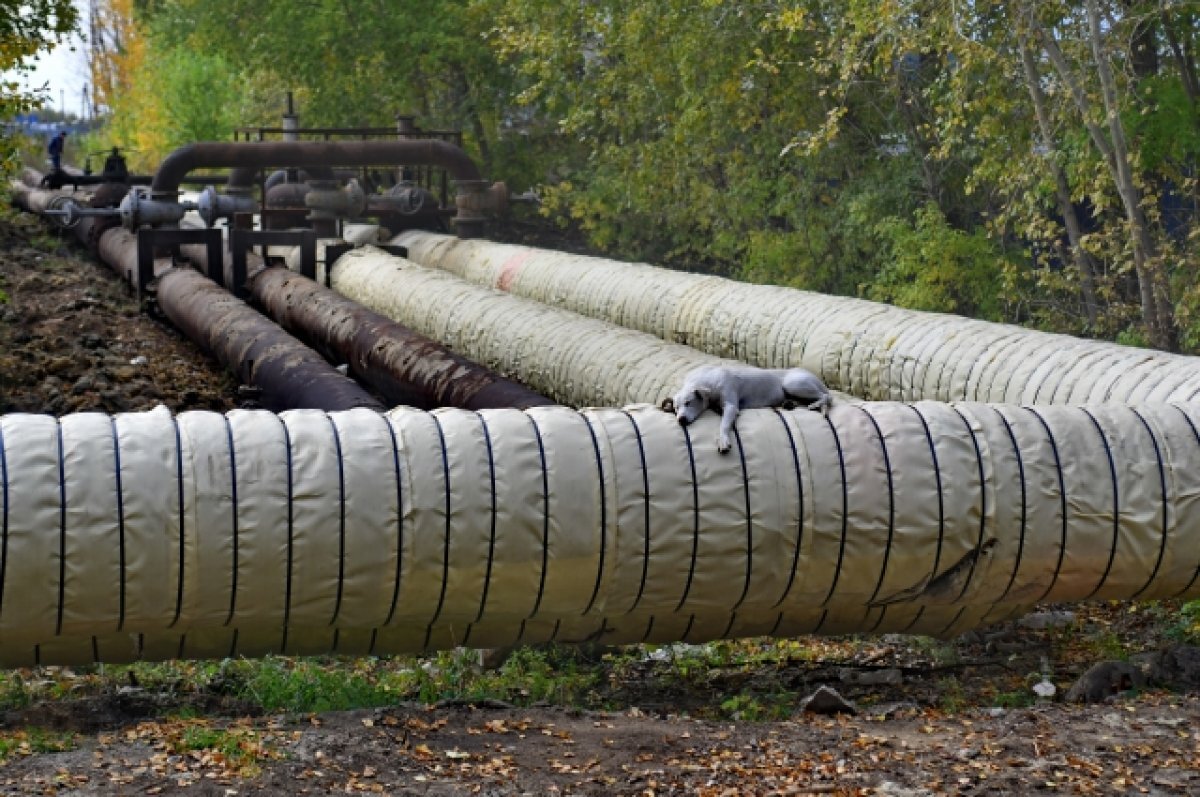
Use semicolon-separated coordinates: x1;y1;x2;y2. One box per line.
496;250;535;292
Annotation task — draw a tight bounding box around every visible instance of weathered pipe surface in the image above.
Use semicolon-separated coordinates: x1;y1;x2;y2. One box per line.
12;179;383;413
152;140;482;197
153;267;384;412
8;179;72;213
96;226;142;286
249;265;553;410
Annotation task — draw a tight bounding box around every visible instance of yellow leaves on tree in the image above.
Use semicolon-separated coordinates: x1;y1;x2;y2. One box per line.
88;0;166;169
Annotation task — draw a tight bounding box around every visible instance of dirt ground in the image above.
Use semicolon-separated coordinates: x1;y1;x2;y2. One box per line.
0;207;1198;795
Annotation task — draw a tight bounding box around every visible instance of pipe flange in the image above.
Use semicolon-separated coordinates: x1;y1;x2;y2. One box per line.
119;188;190;230
305;178;366;219
45;195;82;229
197;186;257;228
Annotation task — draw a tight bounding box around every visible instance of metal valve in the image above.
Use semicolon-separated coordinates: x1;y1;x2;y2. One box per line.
197;186;257;228
119;189;196;230
40;196;121;229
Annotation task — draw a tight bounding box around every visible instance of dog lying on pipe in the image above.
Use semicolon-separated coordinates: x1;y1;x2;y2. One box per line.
663;365;833;453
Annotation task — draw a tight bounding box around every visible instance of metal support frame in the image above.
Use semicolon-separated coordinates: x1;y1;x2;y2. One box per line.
136;228;223;298
323;243;408;288
230;229;317;296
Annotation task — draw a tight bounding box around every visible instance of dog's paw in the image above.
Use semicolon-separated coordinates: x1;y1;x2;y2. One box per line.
717;434;731;454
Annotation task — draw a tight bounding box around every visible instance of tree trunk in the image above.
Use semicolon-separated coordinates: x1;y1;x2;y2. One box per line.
1084;0;1175;349
1162;10;1200;112
1018;33;1100;329
1034;2;1176;349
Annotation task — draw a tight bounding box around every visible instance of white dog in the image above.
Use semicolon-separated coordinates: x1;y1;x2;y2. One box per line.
663;365;832;453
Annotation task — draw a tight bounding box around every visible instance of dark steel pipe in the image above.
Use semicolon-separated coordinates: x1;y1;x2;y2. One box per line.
152;140;486;236
11;178;383;413
266;182;310;207
249;265;553;410
234;165;337;193
152;266;384;412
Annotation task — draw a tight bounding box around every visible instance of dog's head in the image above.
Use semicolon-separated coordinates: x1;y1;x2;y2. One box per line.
662;387;710;427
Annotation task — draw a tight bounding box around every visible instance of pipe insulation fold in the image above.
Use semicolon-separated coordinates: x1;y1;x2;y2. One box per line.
328;248;852;410
1;401;1197;667
392;232;1200;405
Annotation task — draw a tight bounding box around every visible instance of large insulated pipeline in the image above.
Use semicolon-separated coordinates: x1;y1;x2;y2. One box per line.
150;140;491;237
327;247;754;408
0;401;1197;667
10;180;384;413
393;231;1200;405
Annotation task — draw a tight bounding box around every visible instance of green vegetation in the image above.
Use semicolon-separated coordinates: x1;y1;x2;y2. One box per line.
67;0;1199;353
1167;600;1200;644
163;722;277;775
0;640;843;722
0;729;76;760
0;609;1187;727
0;0;78;170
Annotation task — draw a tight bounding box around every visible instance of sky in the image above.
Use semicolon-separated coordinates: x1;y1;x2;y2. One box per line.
6;0;91;118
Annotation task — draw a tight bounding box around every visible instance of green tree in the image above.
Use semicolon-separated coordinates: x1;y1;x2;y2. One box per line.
778;0;1196;349
0;0;79;169
145;0;521;176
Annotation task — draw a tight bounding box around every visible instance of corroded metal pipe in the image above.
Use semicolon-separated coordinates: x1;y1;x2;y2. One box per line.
172;224;551;410
11;178;383;413
153;266;384;412
151;140;487;236
249;265;553;410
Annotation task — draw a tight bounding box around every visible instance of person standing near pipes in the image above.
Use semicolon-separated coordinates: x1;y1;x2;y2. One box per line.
47;131;67;171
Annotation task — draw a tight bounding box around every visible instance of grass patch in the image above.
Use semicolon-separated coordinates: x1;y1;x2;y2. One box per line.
1167;600;1200;645
162;721;277;776
220;656;401;714
938;677;967;714
180;647;604;714
0;729;77;761
990;689;1036;709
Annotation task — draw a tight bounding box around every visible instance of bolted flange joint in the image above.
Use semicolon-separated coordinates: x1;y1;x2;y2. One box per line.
453;179;511;238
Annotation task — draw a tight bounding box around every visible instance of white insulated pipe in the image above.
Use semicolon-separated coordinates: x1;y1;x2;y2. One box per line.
328;247;773;409
6;203;1200;666
392;231;1200;405
1;400;1197;667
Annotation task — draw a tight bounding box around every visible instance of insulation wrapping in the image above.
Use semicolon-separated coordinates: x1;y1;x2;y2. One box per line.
393;231;1200;404
0;403;1198;666
327;247;758;409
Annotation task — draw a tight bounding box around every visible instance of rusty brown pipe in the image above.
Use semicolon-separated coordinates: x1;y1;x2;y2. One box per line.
93;224;384;412
248;265;553;410
152;140;486;236
152;264;385;412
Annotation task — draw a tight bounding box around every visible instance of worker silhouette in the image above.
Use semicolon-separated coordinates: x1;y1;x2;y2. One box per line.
48;131;67;171
102;147;128;182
